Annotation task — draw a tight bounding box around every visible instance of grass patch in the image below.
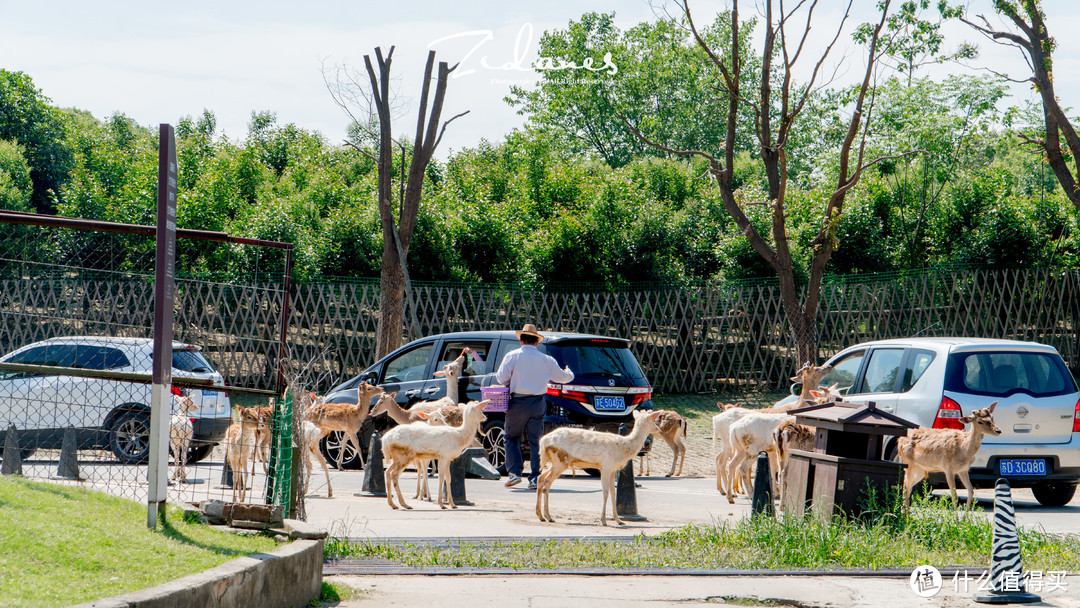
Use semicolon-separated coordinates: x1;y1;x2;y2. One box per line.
325;491;1080;571
0;476;283;608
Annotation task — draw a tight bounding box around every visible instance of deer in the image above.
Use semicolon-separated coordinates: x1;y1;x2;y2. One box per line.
638;410;687;477
169;392;199;484
535;409;662;526
305;381;384;469
381;400;489;510
223;406;263;503
369;390;456;501
897;402;1001;508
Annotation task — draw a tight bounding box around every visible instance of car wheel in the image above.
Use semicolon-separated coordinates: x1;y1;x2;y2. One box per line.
186;444;215;463
110;410;151;464
319;431;364;470
1032;482;1077;507
481;420;507;476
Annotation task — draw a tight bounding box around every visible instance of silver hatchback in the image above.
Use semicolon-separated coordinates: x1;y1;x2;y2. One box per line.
782;337;1080;506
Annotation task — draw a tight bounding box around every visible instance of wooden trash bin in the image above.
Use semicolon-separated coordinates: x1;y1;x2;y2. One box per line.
782;399;917;519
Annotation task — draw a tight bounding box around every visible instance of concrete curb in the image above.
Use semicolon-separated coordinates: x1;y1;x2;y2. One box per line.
71;532;324;608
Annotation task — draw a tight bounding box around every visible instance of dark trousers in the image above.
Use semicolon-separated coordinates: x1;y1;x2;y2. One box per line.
504;394;546;481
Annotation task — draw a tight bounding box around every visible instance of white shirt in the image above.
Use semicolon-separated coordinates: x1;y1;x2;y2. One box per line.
495;344;574;396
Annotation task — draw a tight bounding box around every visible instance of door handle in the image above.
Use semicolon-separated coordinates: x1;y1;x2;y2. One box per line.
424;387;440;394
404;389;420;397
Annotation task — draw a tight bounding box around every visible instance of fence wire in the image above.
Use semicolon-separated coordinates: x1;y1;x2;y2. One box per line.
0;216;291;509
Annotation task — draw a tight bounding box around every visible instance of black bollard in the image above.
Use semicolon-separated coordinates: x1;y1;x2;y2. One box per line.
220;457;234;488
615;424;647;521
448;451;473;506
55;427;81;480
1;424;23;476
751;452;774;516
360;430;386;496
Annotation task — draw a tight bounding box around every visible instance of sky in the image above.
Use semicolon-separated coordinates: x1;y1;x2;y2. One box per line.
3;1;1080;157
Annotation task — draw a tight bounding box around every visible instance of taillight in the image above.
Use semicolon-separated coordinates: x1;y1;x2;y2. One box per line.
933;396;965;430
1073;398;1080;433
629;391;652;406
170;386;185;397
546;385;589;403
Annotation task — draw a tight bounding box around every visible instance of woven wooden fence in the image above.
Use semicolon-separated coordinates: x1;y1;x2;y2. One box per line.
3;268;1078;394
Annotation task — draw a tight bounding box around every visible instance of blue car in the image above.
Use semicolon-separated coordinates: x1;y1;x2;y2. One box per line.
319;330;655;473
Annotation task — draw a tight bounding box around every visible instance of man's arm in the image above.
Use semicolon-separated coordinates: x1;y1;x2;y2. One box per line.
548;358;574;384
495;350;516;386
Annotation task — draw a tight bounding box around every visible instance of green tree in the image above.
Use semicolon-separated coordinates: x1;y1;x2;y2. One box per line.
0;70;73;212
507;12;757;168
0;139;32;211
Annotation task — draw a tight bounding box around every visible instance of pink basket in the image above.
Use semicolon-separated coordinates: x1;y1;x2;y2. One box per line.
480;386;510;412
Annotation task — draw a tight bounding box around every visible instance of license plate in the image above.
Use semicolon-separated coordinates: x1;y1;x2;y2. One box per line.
594;396;625;411
201;390;218;397
999;459;1047;476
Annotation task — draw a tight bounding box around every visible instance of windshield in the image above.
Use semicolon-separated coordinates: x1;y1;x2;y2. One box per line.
544;341;647;382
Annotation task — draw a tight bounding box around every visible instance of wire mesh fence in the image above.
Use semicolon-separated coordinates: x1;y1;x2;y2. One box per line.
0;212;292;509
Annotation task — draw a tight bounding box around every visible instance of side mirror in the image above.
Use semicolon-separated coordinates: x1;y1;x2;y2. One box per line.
363;371;379;385
790;382;803;396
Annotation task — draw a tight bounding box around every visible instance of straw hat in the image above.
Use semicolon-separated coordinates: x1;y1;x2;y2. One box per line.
515;323;543;343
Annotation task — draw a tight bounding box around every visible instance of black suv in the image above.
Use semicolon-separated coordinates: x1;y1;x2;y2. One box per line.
318;330;655;472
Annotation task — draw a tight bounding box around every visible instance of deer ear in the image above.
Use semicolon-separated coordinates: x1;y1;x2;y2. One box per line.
416;412;428;420
987;401;997;413
390;392;397;398
959;415;971;424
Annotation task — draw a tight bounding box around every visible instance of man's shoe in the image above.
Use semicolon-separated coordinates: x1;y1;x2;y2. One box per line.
504;474;522;487
528;479;538;490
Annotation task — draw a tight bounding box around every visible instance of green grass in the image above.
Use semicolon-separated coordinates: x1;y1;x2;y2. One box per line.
0;476;283;608
325;491;1080;571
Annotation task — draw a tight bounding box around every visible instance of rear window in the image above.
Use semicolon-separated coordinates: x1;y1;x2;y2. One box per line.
945;351;1077;398
172;349;214;373
544;340;647;382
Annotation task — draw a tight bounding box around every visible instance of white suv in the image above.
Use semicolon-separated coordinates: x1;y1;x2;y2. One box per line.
781;337;1080;506
0;337;231;464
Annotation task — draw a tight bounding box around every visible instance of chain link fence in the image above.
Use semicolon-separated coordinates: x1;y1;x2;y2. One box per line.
0;211;292;510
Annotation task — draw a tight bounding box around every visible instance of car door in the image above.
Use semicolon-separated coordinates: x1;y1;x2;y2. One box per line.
0;344;77;431
843;346;905;412
377;340;437;408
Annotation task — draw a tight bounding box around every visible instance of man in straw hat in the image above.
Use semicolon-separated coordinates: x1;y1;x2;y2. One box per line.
495;323;574;490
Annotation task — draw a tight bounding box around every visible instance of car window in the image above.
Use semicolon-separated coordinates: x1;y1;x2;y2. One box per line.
438;341;493;376
383;343;434;383
76;346;130;370
544;340;646;381
172;350;213;373
946;351;1077;397
900;349;935;392
820;350;865;394
858;348;904;393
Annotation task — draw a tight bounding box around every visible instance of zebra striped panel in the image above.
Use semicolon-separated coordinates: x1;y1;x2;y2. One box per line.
990;477;1026;593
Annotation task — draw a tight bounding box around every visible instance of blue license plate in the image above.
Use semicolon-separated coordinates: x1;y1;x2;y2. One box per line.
594;396;625;411
999;459;1047;476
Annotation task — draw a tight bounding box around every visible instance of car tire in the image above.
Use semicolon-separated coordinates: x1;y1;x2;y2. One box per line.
583;468;602;477
319;430;364;470
110;410;151;464
481;420;507;476
186;444;215;463
1032;482;1077;507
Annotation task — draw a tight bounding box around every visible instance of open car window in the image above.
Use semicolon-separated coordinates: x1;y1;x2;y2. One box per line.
438;341;493;376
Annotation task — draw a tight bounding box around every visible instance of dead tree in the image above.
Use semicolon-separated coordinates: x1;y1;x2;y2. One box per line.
625;0;895;364
327;47;467;357
963;2;1080;210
